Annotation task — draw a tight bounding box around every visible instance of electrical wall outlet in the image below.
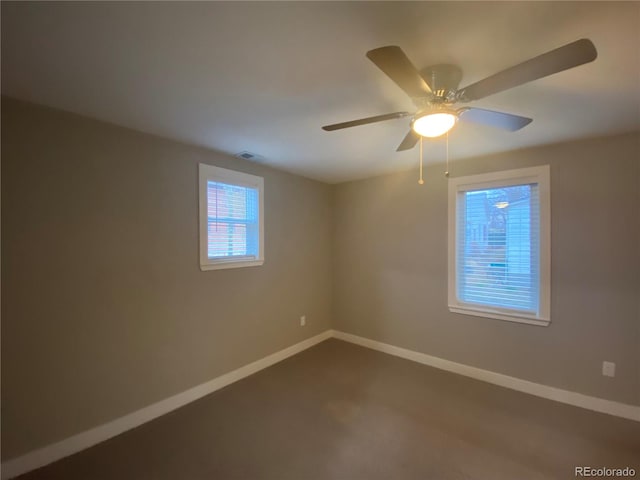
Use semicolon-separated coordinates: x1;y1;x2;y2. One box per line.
300;315;306;327
602;361;616;377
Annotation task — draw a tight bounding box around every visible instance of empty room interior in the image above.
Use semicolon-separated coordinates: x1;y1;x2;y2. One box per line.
2;2;639;479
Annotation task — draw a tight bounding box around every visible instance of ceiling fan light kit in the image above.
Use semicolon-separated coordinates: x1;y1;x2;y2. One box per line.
322;39;597;152
412;109;457;138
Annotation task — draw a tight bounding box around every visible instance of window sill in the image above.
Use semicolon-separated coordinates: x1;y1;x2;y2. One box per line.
200;259;264;271
449;305;550;327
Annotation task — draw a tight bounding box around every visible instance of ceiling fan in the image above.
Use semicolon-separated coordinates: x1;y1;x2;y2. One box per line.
322;39;597;151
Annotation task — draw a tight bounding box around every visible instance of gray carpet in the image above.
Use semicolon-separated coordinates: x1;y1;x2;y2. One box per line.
16;339;640;479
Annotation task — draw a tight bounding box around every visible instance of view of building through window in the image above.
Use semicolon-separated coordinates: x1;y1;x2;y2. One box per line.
459;184;538;312
207;181;259;259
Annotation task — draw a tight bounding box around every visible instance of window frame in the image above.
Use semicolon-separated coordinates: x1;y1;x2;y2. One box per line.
199;164;264;271
447;165;551;326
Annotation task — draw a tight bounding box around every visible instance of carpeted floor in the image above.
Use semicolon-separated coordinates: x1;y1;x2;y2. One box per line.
16;339;640;479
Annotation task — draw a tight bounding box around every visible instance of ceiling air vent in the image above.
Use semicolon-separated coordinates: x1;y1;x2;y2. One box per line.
235;151;264;162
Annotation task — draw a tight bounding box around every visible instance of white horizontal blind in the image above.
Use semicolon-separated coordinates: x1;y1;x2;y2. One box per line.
457;183;540;314
207;181;259;259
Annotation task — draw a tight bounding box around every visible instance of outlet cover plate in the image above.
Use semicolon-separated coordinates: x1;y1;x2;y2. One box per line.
602;361;616;377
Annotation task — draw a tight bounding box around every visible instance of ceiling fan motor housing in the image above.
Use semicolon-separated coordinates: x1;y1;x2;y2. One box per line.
420;64;463;100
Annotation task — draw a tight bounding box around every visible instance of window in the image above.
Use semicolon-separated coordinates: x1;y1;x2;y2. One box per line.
199;164;264;270
448;166;550;326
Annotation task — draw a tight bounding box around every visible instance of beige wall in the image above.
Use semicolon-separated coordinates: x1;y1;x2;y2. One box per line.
1;98;333;460
333;131;640;407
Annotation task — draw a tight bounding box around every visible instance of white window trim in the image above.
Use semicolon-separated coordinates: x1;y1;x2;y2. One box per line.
447;165;551;326
199;164;264;271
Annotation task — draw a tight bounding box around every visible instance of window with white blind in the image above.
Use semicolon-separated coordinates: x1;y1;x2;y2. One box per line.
448;166;550;326
199;164;264;271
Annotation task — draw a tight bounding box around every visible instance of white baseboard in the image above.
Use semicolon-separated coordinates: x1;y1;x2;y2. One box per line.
332;330;640;423
0;330;333;480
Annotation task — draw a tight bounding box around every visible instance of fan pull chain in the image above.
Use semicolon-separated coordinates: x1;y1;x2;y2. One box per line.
445;132;450;178
418;136;424;185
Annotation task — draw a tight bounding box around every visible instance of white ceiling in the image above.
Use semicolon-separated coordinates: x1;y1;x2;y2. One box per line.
2;1;639;183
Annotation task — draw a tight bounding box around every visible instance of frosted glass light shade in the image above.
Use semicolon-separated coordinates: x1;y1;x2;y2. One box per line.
412;112;457;138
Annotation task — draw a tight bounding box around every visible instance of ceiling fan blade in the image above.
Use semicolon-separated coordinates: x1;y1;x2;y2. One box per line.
459;39;597;101
396;130;420;151
458;107;532;131
366;46;432;98
322;112;411;131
